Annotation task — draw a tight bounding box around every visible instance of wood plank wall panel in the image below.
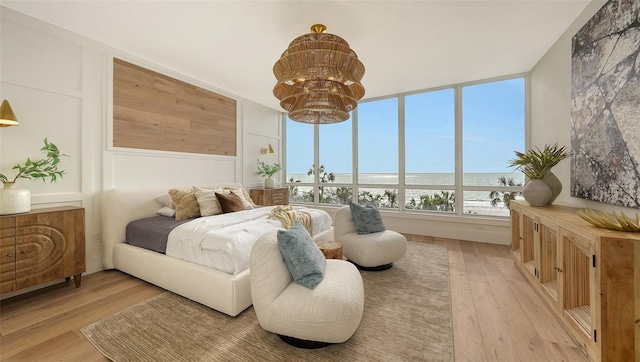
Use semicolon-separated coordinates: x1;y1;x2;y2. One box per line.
113;58;236;156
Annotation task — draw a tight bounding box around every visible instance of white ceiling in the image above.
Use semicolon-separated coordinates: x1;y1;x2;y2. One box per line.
1;0;592;111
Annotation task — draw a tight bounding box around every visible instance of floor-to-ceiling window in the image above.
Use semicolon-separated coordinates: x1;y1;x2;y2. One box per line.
405;88;456;212
285;119;314;202
318;117;353;204
461;78;526;216
285;75;526;217
357;98;399;207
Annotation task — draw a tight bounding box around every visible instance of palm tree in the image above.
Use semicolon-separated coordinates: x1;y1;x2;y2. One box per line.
308;164;335;201
358;190;382;206
419;195;435;210
433;191;455;211
383;189;398;208
489;176;522;210
287;177;301;199
335;187;352;204
307;164;335;183
406;197;418;209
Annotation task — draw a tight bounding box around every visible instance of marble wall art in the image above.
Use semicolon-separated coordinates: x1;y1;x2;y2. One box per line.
571;0;640;209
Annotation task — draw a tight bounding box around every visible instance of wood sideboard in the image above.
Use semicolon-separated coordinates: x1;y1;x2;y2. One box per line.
0;206;86;295
510;200;639;361
250;188;289;206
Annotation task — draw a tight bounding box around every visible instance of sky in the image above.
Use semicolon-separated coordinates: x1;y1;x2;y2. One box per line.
286;77;525;177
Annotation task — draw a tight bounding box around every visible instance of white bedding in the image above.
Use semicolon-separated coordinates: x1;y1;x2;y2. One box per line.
165;206;332;275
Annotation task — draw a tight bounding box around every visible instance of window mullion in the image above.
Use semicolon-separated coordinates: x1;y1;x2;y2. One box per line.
314;123;319;204
455;85;464;215
352;109;358;203
398;95;405;211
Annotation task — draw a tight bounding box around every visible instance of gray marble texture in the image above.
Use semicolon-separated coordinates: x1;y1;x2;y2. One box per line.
571;0;640;209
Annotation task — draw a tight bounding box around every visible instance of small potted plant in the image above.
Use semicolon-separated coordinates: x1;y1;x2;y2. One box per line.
255;159;281;189
0;138;67;214
508;143;571;206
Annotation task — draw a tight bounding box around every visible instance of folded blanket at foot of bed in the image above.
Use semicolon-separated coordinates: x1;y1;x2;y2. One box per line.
268;205;312;234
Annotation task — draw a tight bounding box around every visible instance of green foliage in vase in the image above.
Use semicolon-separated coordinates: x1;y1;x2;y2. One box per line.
0;138;68;183
255;159;281;178
508;143;571;179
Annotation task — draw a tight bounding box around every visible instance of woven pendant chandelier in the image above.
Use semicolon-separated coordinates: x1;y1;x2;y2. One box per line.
273;24;365;124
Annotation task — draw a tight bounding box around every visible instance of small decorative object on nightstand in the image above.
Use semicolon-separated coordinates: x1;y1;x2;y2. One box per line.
250;188;289;206
255;160;281;189
0;138;68;215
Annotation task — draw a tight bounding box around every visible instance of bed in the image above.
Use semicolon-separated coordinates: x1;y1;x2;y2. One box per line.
101;183;334;316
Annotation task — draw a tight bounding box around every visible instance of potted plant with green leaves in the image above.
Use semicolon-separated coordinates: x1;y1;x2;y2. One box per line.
255;159;281;189
0;138;67;215
508;143;571;206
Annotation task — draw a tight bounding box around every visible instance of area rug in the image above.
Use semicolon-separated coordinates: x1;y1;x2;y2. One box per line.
81;242;453;361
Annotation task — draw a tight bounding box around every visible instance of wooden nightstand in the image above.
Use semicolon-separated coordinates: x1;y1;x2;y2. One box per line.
250;188;289;206
0;206;86;295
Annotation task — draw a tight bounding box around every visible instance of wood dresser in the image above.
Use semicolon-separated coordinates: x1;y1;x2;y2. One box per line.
510;200;639;361
0;206;85;295
250;188;289;206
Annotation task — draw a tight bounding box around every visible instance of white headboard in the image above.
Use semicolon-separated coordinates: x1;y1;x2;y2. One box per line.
101;183;244;269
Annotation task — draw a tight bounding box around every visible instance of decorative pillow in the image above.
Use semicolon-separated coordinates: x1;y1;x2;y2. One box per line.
349;202;386;234
193;186;223;216
277;222;326;289
215;192;246;213
155;194;174;209
240;188;257;208
226;187;255;210
156;207;176;218
168;189;200;220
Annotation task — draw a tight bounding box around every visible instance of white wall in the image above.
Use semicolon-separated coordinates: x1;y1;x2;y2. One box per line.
0;7;282;277
242;101;283;189
530;0;638;216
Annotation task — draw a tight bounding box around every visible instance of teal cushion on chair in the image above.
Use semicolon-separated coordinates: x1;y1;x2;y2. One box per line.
277;222;326;289
349;202;386;234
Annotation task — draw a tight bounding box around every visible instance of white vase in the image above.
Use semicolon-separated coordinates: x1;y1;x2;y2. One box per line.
0;182;31;215
264;177;275;189
522;179;552;207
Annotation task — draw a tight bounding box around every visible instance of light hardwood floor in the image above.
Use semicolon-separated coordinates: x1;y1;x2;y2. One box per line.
0;236;587;361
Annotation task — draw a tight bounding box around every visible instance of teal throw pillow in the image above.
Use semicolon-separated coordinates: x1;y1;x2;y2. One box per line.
277;222;326;289
349;202;386;234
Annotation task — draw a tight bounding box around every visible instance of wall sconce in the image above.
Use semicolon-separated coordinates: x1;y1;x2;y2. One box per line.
261;144;275;155
0;100;19;127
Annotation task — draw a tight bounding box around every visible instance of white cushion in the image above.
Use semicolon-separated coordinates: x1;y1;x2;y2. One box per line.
339;229;407;267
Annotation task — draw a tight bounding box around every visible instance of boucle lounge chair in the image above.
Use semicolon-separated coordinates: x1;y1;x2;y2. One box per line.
250;229;364;348
334;205;407;270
